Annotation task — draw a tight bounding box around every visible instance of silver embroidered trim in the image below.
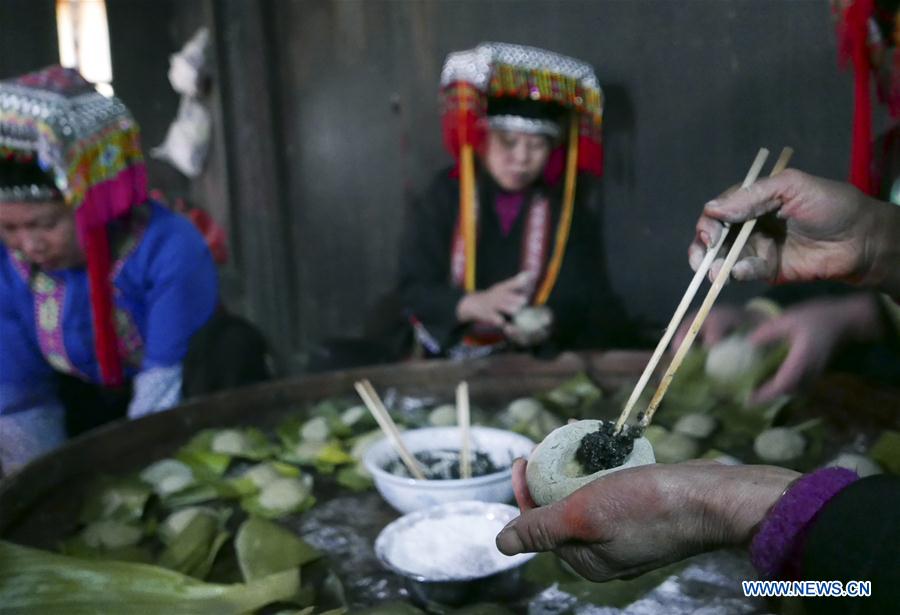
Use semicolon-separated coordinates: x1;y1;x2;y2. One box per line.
440;42;599;91
488;115;560;138
440;46;494;90
0;184;61;203
0;84;135;196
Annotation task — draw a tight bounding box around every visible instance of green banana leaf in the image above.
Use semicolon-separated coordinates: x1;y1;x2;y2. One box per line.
78;477;153;524
335;464;374;492
140;455;245;509
59;517;154;564
162;482;235;509
186;428;277;461
241;475;316;519
234;517;321;582
339;404;376;432
495;402;562;443
139;458;199;497
0;539;299;615
229;461;302;497
280;439;354;474
157;507;231;579
176;448;233;477
538;373;603;417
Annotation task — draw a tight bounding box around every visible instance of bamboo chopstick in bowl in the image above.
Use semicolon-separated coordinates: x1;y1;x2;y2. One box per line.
354;379;427;480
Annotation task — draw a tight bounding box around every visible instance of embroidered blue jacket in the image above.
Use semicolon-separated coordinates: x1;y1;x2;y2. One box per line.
0;202;218;416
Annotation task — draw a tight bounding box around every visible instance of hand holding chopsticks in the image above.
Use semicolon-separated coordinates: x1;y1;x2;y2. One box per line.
614;148;771;433
616;147;794;432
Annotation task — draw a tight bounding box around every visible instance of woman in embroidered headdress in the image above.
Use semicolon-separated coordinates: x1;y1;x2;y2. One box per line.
397;43;631;357
0;66;267;474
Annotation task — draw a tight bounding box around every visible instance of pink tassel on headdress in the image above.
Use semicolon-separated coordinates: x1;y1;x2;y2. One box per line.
577;136;603;177
76;164;148;386
84;226;123;385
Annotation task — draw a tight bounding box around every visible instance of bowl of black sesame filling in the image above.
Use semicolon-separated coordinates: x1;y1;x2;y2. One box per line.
362;426;536;513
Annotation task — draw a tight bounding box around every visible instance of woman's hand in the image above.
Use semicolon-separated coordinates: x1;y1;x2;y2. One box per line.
456;272;532;327
746;294;885;404
504;306;554;347
688;170;900;295
675;295;886;404
496;459;798;582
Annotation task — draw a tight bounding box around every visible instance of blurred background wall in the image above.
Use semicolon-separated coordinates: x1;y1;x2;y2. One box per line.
1;0;869;372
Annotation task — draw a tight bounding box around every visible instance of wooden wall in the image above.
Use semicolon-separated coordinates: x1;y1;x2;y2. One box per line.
0;0;58;80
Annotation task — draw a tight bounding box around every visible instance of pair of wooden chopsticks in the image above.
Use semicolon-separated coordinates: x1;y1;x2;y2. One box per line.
615;146;794;433
354;379;474;480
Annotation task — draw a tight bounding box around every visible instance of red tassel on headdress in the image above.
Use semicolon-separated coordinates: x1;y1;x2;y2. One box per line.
577;135;604;177
838;0;876;195
441;81;487;172
441;108;485;162
84;226;123;386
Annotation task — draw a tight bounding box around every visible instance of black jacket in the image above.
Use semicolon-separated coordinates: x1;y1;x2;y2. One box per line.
397;167;633;355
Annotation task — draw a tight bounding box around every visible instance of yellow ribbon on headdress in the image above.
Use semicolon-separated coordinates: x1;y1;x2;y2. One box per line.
534;112;578;305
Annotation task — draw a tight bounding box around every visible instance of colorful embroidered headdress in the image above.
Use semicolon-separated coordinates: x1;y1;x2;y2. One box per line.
440;42;603;174
439;43;603;303
0;66;148;386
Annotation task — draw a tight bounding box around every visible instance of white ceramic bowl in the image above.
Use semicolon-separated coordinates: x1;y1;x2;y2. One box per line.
374;501;535;606
362;426;535;513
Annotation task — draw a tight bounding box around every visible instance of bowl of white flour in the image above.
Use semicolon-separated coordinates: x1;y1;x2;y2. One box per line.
374;500;535;606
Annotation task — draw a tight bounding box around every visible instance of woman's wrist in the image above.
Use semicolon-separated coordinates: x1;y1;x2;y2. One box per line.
456;294;471;322
456;293;477;323
696;465;801;548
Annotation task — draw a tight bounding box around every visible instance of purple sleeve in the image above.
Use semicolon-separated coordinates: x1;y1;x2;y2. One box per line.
750;467;859;580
